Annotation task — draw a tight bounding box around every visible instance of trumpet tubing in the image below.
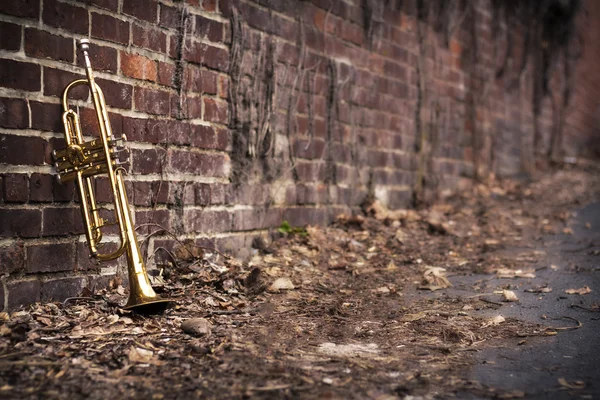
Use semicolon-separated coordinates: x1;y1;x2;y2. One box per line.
53;39;171;313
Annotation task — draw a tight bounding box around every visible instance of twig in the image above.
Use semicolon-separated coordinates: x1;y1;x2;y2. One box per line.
547;316;582;331
62;297;101;306
479;298;503;306
569;304;600;313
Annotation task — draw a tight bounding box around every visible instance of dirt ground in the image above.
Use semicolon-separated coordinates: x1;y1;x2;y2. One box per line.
1;162;600;399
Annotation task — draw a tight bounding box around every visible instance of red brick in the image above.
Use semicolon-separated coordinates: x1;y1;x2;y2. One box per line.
132;181;153;206
218;75;228;99
203;97;228;124
3;174;28;203
91;13;129;45
25;29;74;62
0;0;39;19
168;150;228;177
76;43;118;73
29;173;53;202
0;97;29;129
0;59;41;92
132;148;164;174
6;280;40;310
185;41;229;71
43;67;86;100
95;78;133;109
134;87;170;115
191;124;218;149
43;0;89;34
0;242;25;274
0;22;21;51
0;209;42;238
30;101;62;132
132;24;167;53
53;175;75;202
41;277;87;302
123;0;158;23
121;52;158;82
26;242;75;273
158;61;176;87
42;207;84;237
203;0;216;12
195;15;224;42
159;4;182;29
179;95;202;119
184;65;218;94
0;134;46;166
122;117;164;143
183;210;231;233
80;0;118;11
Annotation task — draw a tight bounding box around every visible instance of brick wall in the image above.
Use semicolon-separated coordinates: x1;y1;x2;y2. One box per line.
0;0;598;310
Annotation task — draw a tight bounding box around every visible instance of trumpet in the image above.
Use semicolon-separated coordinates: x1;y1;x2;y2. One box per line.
53;39;171;313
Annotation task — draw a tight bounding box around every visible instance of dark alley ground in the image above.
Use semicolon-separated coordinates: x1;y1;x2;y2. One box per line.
1;163;599;399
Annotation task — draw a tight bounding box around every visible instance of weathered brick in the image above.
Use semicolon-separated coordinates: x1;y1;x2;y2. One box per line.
184;65;218;94
195;15;224;42
0;0;39;19
132;24;167;53
157;61;176;87
3;174;28;203
25;29;74;62
95;78;133;109
42;207;84;237
6;280;40;310
203;0;217;12
123;0;158;23
134;87;170;115
0;22;21;51
0;242;25;274
179;95;202;119
53;175;75;202
43;0;89;34
76;43;118;73
168;150;228;177
0;134;46;166
0;209;42;238
80;0;118;11
0;97;28;129
29;173;53;202
183;209;231;233
132;148;164;174
185;41;229;71
26;242;75;273
43;67;86;100
41;277;87;302
0;59;41;92
121;52;158;82
30;101;62;132
203;97;228;124
91;13;130;45
159;4;181;29
134;209;170;235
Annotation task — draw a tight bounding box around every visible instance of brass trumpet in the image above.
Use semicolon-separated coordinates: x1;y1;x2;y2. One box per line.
53;39;171;313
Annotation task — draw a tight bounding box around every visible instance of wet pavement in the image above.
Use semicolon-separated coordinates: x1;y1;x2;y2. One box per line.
456;202;600;398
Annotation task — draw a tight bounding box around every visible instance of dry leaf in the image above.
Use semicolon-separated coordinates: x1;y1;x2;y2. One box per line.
558;377;585;389
268;277;295;292
483;315;505;327
419;266;452;291
565;286;591;295
496;268;536;279
128;346;154;364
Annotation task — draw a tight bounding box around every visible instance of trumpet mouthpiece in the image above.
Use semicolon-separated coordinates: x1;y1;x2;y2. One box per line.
78;39;91;51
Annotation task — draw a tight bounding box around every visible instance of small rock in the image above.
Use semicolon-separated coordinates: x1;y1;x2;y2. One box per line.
181;318;212;337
